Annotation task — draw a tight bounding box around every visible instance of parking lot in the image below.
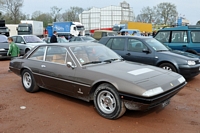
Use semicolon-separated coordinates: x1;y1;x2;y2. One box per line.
0;60;200;133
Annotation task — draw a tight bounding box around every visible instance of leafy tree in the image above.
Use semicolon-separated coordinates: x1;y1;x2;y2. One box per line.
31;11;53;27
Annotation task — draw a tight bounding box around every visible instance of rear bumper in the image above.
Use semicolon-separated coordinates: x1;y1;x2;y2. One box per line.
119;82;186;110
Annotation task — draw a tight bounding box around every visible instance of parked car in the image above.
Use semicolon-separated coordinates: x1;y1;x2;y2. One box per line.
93;30;118;40
11;35;47;55
99;36;200;79
9;42;186;119
69;36;97;42
43;36;69;43
154;25;200;55
0;34;9;59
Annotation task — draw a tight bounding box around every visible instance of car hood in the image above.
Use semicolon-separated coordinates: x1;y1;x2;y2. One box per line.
86;61;185;96
157;50;199;60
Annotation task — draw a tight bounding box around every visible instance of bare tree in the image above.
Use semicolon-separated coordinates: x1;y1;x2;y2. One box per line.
50;6;62;22
1;0;23;24
196;21;200;25
62;6;84;21
155;2;178;25
136;6;155;23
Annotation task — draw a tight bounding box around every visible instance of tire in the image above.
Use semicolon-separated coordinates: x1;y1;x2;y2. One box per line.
159;63;177;72
94;83;126;119
21;69;39;93
25;49;30;54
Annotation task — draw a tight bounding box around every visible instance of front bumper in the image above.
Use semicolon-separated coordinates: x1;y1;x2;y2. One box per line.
179;65;200;78
119;82;186;111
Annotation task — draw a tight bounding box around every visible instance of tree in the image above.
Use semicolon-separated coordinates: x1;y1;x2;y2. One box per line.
62;6;84;21
1;0;24;24
31;11;53;27
196;21;200;25
155;2;178;25
136;6;155;23
50;6;62;22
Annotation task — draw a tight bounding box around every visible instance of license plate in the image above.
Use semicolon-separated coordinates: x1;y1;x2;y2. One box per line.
162;99;170;107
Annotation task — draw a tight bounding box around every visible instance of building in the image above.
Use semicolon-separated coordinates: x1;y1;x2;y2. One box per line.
79;1;134;30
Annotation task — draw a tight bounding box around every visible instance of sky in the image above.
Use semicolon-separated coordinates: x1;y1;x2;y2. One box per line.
22;0;200;24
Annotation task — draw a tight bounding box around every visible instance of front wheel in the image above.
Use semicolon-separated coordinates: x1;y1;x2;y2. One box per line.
159;63;177;72
94;83;126;119
21;69;39;93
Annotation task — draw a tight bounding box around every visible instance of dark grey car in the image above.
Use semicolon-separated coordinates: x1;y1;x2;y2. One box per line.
0;35;10;59
99;36;200;79
9;42;186;119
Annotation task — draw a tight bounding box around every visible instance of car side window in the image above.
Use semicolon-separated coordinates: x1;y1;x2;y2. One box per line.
191;31;200;43
45;46;67;64
28;46;46;60
12;36;17;42
105;38;113;48
128;39;147;52
154;31;170;43
171;31;188;43
75;37;81;41
111;38;125;50
16;36;24;43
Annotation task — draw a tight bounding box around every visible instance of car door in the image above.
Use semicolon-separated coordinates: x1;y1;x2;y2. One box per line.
39;46;76;96
124;38;156;65
105;37;126;57
14;36;26;55
168;30;189;51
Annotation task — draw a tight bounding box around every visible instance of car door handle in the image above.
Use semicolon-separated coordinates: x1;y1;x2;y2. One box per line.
41;65;46;68
182;45;187;47
126;53;131;56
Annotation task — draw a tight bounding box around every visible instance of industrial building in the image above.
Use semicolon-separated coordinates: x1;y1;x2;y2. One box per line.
79;1;134;30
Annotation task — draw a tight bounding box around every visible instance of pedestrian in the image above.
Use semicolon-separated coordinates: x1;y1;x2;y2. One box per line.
50;31;58;43
125;31;129;36
7;37;20;72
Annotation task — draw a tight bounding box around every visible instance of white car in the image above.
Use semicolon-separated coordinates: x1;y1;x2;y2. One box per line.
11;35;47;55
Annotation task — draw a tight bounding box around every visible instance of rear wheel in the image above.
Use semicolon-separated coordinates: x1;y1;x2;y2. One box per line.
159;63;177;72
94;83;126;119
21;69;39;93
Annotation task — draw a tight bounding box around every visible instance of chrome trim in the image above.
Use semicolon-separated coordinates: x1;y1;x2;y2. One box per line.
67;49;77;68
69;46;83;67
33;72;91;87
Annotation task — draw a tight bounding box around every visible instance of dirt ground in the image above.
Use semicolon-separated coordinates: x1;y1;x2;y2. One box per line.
0;60;200;133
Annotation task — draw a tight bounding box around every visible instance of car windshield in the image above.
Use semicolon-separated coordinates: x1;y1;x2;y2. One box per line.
24;36;43;43
145;38;169;51
82;36;95;41
70;45;122;65
0;35;7;43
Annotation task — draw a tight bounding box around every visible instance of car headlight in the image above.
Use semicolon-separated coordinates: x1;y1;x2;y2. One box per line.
142;87;164;97
187;61;196;65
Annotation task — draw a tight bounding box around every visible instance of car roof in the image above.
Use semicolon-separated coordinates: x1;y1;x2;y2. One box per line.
159;25;200;31
101;36;151;39
38;42;102;47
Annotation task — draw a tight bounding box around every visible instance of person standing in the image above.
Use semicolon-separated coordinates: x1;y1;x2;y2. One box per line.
7;37;20;58
7;37;20;72
50;31;58;43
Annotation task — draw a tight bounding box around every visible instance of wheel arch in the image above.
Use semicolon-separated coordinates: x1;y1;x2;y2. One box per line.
89;81;118;101
156;61;179;73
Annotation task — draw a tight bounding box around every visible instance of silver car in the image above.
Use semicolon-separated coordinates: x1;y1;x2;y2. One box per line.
11;35;46;55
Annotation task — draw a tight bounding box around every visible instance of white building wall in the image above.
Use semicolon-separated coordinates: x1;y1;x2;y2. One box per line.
79;2;134;30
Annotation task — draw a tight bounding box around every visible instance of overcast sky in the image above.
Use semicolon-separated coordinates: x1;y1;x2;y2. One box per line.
22;0;200;24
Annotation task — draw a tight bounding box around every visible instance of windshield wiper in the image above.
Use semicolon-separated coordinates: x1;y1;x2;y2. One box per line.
156;50;169;52
103;58;120;63
82;61;102;65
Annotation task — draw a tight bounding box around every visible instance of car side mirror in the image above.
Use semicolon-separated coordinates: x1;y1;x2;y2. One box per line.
67;62;75;69
143;49;150;53
21;41;25;44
